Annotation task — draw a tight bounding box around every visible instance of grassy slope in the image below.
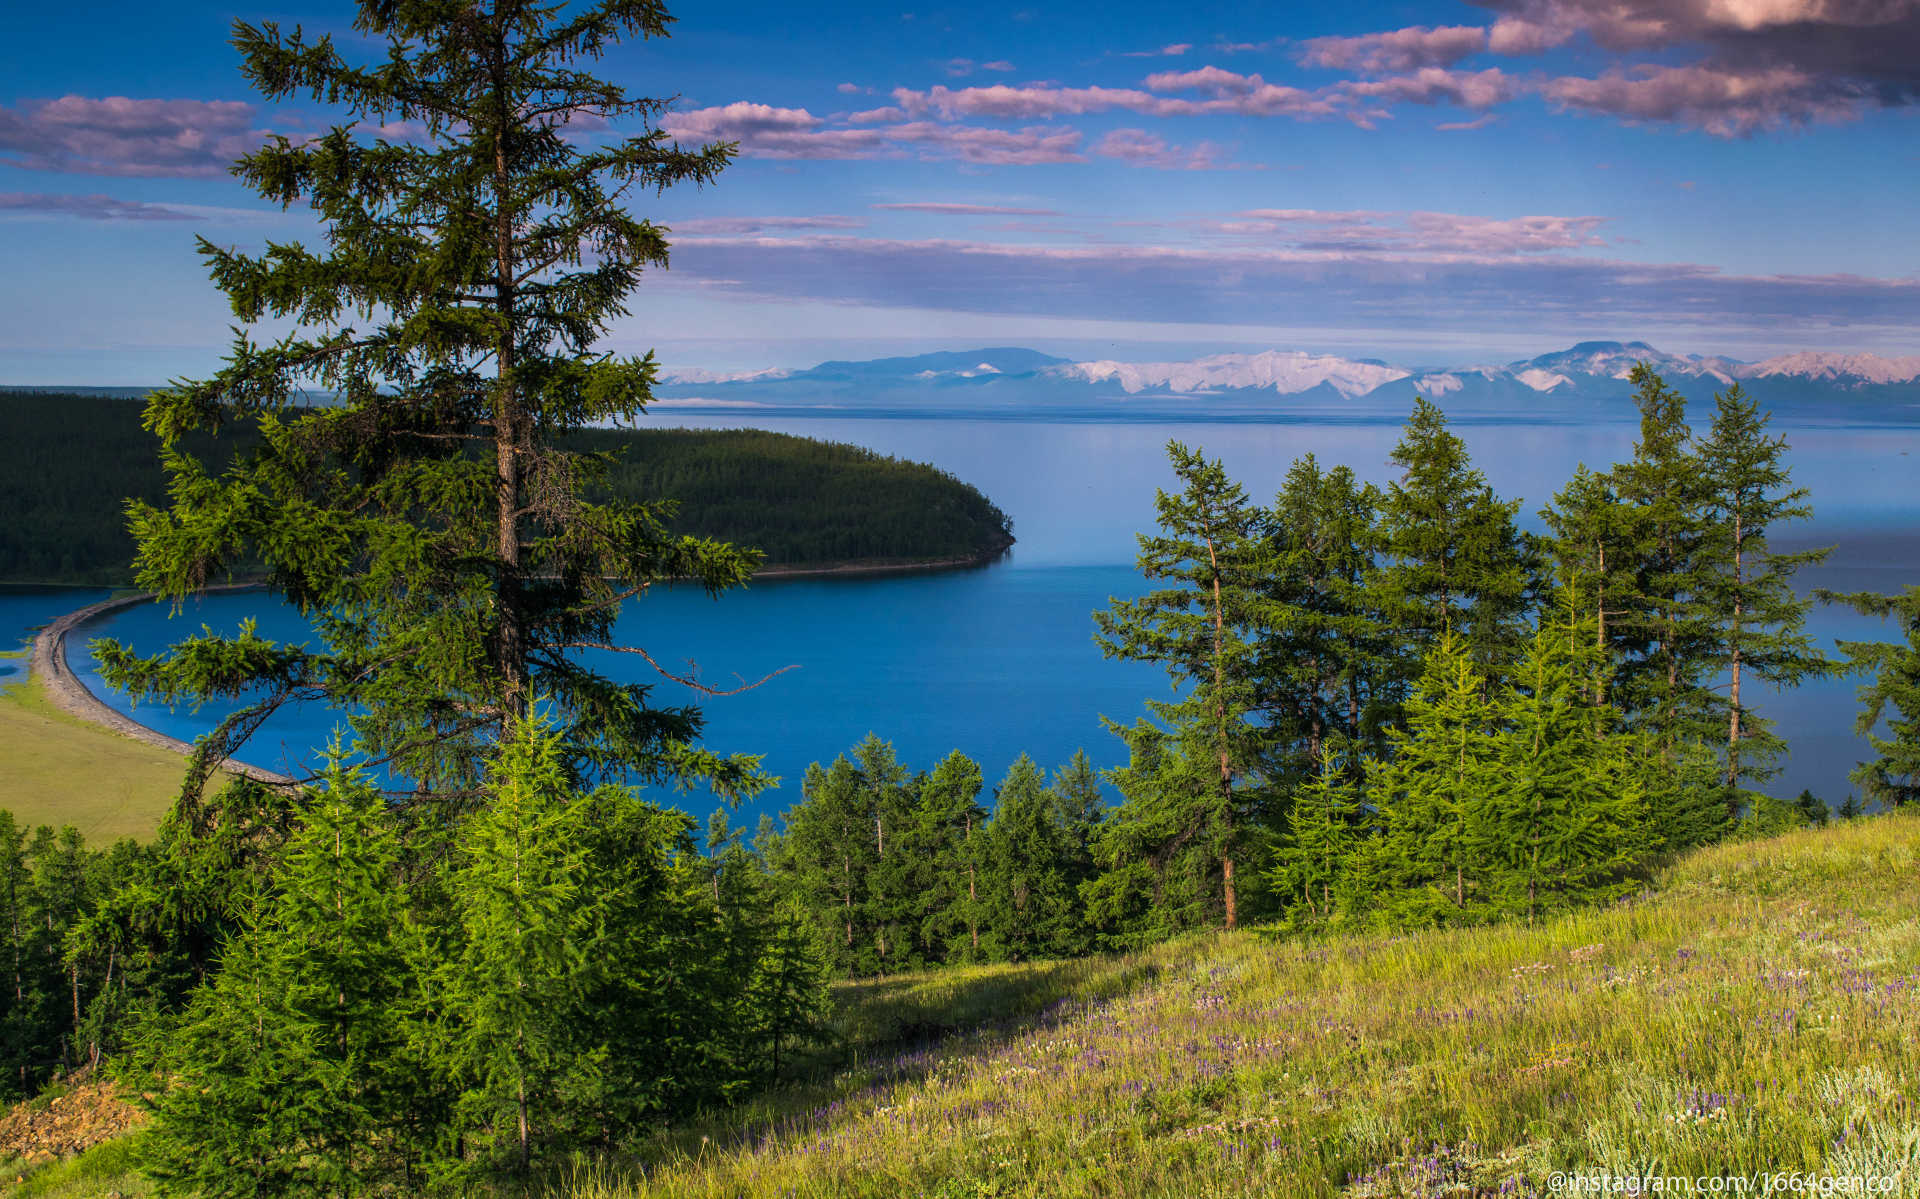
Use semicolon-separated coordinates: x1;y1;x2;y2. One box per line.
0;672;183;843
11;815;1920;1197
592;813;1920;1198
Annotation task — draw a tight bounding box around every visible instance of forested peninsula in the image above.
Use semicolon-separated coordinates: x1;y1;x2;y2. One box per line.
0;392;1013;585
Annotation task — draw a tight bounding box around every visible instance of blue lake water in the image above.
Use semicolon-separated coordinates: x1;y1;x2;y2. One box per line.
17;412;1920;828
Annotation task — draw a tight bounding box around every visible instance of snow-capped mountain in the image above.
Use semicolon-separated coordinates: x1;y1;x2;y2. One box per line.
1055;350;1409;398
652;341;1920;414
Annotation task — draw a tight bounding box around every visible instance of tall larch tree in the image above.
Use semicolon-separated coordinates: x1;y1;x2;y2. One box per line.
1608;365;1717;755
1094;442;1268;929
94;0;760;801
1695;383;1831;800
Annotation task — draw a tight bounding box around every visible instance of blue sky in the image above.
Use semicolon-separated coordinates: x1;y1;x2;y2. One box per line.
3;0;1919;381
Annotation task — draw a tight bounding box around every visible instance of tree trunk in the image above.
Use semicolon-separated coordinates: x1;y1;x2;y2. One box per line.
1222;854;1237;930
1727;507;1744;793
490;24;527;726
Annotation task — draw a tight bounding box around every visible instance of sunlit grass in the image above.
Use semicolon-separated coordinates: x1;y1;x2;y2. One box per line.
8;814;1918;1197
0;674;185;843
574;813;1920;1197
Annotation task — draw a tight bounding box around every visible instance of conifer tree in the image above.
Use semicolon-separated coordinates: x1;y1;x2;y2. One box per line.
438;723;593;1182
1048;750;1106;931
743;904;832;1079
1359;633;1501;927
914;751;988;963
1270;745;1360;923
1254;455;1395;777
980;755;1078;961
1541;465;1640;699
1695;383;1831;800
94;0;759;799
138;762;432;1196
1608;365;1717;753
1094;442;1269;928
1820;585;1920;808
1376;398;1533;678
782;755;879;976
1469;598;1650;922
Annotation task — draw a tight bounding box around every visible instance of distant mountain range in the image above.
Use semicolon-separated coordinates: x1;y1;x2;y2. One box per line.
655;341;1920;417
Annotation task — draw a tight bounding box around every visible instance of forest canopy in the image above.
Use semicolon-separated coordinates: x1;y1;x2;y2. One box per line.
0;392;1013;585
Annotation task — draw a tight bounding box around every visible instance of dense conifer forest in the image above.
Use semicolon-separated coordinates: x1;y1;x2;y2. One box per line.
0;393;1012;585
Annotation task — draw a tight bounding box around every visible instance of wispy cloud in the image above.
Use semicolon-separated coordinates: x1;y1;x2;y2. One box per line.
667;215;866;234
1092;129;1234;170
0;96;268;178
662;103;887;159
0;191;198;220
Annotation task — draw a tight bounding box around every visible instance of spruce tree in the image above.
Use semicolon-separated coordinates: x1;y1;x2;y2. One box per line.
138;762;432;1196
980;755;1078;961
1270;745;1360;923
93;0;758;799
1094;442;1268;928
1255;454;1395;778
1469;598;1649;922
913;750;988;963
1695;383;1831;800
1820;585;1920;808
1359;633;1501;927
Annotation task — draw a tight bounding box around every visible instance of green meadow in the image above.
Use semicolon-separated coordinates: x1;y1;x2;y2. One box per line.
15;812;1920;1197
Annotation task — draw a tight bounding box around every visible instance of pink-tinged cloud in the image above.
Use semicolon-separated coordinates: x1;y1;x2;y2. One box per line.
0;191;197;220
1541;64;1860;135
1437;114;1500;130
1122;42;1195;57
883;122;1084;165
0;96;269;178
1340;68;1519;109
981;61;1016;72
1300;25;1489;73
668;215;866;234
848;106;908;124
1143;66;1260;94
1476;0;1920;101
872;202;1063;215
891;79;1338;121
1092;129;1232;170
660;103;887;159
945;58;978;77
836;83;865;95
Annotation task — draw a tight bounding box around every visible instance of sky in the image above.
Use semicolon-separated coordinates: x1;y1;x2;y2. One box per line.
3;0;1919;382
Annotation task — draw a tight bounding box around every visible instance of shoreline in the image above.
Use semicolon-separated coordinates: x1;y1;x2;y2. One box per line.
14;548;1010;785
27;586;294;787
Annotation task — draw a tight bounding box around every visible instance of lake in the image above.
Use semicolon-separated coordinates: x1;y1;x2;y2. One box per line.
28;409;1920;828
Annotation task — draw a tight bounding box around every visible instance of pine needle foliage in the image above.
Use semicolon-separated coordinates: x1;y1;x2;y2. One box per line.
93;0;761;799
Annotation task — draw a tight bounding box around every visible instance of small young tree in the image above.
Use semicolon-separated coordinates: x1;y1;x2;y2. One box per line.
1358;633;1501;927
1269;745;1361;923
137;761;432;1197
